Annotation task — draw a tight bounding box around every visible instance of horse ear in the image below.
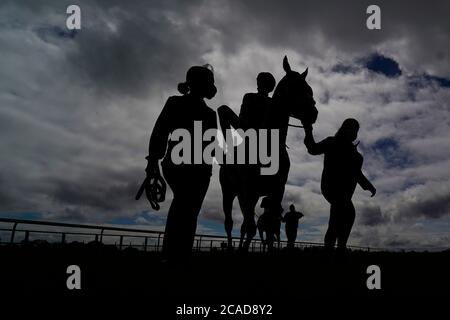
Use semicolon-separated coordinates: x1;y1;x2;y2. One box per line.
283;55;291;73
301;67;308;79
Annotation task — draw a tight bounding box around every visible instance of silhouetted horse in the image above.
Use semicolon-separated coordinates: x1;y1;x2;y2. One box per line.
218;56;318;250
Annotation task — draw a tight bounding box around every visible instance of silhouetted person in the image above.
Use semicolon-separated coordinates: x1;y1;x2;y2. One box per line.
146;65;217;259
239;72;276;130
303;119;376;253
257;197;282;251
282;204;304;249
218;71;276;132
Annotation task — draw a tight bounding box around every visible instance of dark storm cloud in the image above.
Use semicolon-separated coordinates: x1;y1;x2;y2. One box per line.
383;236;414;248
9;0;450;97
63;1;210;97
50;178;137;212
4;0;450;97
35;26;78;41
409;74;450;89
359;205;388;226
397;191;450;220
1;0;212;97
201;0;450;75
0;175;16;208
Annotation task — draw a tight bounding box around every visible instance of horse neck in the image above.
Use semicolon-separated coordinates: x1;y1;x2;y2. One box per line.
267;95;289;146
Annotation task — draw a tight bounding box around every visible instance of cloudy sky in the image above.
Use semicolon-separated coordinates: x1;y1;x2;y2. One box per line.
1;0;449;250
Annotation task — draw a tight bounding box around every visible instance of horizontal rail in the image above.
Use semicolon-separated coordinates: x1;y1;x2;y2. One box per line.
0;217;380;251
0;217;164;235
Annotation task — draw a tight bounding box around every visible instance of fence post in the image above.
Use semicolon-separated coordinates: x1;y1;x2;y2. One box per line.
157;234;161;251
100;228;105;243
144;237;148;252
10;222;18;244
24;230;30;243
119;235;123;250
61;233;66;244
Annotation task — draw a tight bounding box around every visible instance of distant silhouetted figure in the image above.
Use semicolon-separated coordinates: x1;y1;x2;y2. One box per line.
146;64;217;259
282;204;304;249
303;119;376;253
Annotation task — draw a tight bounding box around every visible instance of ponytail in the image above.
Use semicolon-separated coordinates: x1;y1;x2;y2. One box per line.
177;82;190;95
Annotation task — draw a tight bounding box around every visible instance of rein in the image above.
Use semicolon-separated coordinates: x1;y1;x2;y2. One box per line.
135;173;167;211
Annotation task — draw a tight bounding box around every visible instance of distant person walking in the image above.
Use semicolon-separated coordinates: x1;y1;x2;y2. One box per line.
303;119;376;253
282;204;304;249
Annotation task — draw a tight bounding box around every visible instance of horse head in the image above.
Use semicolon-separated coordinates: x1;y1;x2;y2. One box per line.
271;56;318;127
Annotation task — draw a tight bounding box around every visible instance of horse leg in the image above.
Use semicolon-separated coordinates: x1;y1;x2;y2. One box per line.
238;192;259;251
220;165;238;250
276;230;281;249
276;221;281;249
223;191;235;249
266;227;274;251
239;221;247;250
258;225;266;252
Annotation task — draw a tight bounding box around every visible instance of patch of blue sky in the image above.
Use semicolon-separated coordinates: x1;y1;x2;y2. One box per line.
0;211;43;220
370;137;414;169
